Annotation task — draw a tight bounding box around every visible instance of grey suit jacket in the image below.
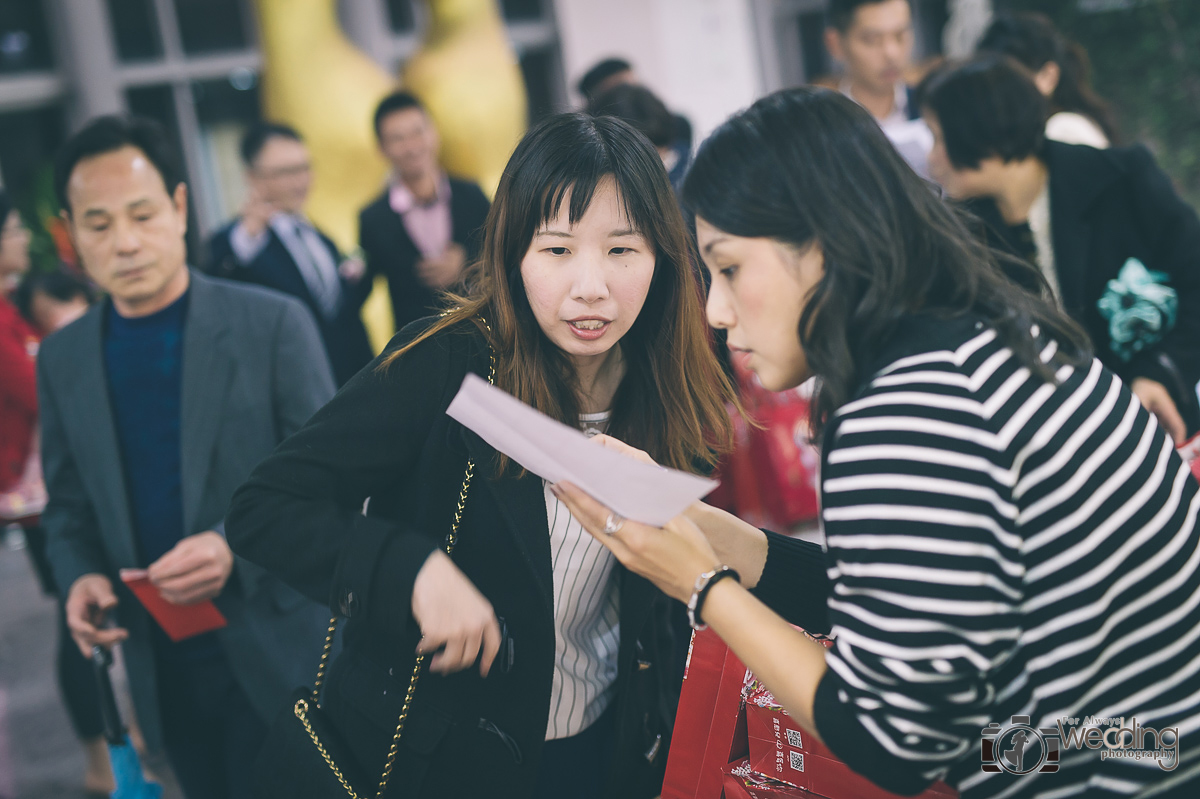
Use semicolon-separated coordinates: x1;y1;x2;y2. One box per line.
37;269;336;754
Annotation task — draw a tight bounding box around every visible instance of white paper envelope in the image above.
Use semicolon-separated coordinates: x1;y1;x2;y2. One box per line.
446;373;719;527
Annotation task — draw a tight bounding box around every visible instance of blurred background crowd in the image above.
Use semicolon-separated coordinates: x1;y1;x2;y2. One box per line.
2;0;1200;797
2;0;1199;298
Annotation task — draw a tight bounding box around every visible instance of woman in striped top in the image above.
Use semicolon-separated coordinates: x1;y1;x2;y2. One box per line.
554;88;1200;798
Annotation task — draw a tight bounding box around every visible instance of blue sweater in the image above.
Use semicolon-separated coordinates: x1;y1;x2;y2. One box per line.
105;291;218;659
105;292;187;567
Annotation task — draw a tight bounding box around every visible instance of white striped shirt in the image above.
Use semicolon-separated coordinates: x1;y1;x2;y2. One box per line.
544;411;621;740
810;315;1200;798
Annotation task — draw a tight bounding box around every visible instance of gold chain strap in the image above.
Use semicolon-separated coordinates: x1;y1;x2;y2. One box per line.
311;616;338;696
294;698;361;797
296;319;496;799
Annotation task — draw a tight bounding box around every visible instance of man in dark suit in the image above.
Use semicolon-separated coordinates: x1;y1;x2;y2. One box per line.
922;55;1200;442
40;115;335;799
206;123;372;386
359;91;490;334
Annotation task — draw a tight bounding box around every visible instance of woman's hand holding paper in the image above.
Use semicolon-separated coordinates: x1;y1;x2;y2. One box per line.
554;438;829;742
588;433;657;465
583;434;771;590
551;480;719;603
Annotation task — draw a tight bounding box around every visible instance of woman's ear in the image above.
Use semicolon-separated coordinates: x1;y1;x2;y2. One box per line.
1034;62;1061;98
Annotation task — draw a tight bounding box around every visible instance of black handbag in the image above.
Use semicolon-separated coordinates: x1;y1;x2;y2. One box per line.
253;328;496;799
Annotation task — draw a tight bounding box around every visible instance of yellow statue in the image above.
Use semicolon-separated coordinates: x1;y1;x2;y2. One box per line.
252;0;394;251
253;0;528;351
403;0;528;197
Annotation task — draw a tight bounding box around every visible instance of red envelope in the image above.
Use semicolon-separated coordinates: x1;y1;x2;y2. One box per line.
120;569;227;641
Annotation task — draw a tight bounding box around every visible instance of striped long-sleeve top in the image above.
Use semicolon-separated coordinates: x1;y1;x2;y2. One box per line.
752;313;1200;799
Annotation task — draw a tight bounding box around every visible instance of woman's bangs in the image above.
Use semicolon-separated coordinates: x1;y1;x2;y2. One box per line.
536;147;605;228
535;168;646;240
610;166;661;243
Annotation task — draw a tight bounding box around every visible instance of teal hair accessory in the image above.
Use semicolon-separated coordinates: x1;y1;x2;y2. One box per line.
1097;257;1177;362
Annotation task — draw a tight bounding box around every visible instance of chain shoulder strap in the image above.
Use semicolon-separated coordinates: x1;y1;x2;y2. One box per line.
295;319;497;799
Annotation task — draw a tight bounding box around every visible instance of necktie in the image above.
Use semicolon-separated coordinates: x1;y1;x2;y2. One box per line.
285;217;341;319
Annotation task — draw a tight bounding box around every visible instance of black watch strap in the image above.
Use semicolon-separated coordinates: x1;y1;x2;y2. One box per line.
688;566;741;631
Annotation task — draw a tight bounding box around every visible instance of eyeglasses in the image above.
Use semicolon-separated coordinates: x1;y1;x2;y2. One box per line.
254;162;312;180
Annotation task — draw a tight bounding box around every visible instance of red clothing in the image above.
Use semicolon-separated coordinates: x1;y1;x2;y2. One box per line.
0;294;38;492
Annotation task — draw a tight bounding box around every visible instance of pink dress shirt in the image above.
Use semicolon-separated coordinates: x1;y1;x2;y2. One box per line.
389;174;453;259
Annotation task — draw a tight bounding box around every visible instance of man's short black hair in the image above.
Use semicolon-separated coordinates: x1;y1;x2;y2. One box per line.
587;84;675;148
372;90;426;140
54;115;184;214
918;55;1048;170
240;122;303;168
827;0;911;33
577;58;633;101
13;268;96;325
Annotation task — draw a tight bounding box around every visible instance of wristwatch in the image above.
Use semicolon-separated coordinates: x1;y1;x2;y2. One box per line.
687;565;741;631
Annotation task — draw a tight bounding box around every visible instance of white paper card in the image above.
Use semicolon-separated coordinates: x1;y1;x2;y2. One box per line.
446;373;719;527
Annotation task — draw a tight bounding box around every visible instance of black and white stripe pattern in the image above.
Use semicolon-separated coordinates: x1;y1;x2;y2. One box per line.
818;317;1200;798
543;412;621;740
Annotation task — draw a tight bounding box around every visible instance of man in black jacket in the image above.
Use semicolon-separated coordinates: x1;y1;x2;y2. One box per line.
358;92;490;335
922;55;1200;441
205;123;373;386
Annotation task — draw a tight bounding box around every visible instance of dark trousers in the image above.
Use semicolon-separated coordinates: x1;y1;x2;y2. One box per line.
533;705;616;799
22;523;105;740
155;646;268;799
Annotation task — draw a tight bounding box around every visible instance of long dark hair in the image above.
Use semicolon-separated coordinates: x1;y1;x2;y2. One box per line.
978;12;1118;143
384;112;736;472
682;88;1091;436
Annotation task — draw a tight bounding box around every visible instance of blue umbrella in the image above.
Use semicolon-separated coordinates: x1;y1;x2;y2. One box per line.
91;646;163;799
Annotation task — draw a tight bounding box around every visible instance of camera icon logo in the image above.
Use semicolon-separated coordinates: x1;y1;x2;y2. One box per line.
981;716;1060;775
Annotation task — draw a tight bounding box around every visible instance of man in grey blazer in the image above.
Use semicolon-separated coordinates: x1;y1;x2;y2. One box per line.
39;115;335;799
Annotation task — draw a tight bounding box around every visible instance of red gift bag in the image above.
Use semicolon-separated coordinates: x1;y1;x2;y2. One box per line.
707;357;820;530
723;760;818;798
706;405;751;514
665;631;959;799
746;393;821;526
1179;432;1200;484
661;629;750;799
742;697;957;799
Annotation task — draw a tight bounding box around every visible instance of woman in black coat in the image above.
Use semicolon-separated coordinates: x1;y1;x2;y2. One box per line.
920;54;1200;442
225;113;736;798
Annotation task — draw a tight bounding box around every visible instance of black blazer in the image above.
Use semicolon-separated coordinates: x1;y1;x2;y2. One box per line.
967;141;1200;432
358;178;490;335
226;321;676;799
204;221;374;387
